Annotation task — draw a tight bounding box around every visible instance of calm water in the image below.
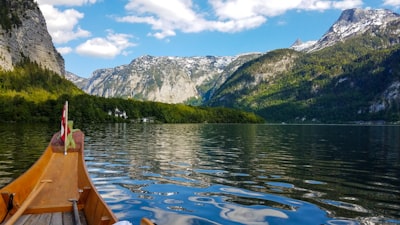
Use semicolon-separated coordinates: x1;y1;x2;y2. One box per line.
0;123;399;225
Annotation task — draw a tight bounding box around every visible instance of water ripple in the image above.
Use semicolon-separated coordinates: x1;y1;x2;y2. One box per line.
3;124;399;225
80;124;400;224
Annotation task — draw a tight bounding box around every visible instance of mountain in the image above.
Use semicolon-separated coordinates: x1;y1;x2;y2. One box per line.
208;8;400;123
0;0;64;75
65;71;88;89
65;8;400;122
303;8;400;52
208;49;301;108
0;0;263;124
83;53;261;104
290;39;317;52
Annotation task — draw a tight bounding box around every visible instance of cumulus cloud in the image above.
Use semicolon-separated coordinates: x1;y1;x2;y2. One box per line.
383;0;400;7
37;0;136;59
117;0;363;39
118;0;207;39
332;0;363;9
38;4;90;44
57;47;73;54
76;31;136;58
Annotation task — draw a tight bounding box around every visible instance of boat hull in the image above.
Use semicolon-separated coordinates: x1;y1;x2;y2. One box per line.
0;131;118;225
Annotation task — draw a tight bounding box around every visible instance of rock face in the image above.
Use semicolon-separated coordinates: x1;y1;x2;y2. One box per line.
206;8;400;122
302;8;400;52
0;0;64;75
65;71;88;89
83;54;261;104
290;39;317;52
369;81;400;113
72;8;400;115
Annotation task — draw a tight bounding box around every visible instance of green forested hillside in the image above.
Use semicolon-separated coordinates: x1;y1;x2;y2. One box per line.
208;35;400;123
0;61;264;124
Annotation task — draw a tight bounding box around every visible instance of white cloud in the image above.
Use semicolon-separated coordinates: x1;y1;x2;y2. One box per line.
57;47;73;54
117;0;364;39
76;31;136;58
210;0;299;19
332;0;364;10
119;0;205;39
36;0;97;6
383;0;400;7
38;4;90;44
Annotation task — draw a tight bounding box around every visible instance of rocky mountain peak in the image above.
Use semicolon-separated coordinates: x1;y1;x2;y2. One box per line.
304;8;400;52
337;8;398;24
292;38;303;46
82;54;261;104
331;8;399;36
67;8;400;109
290;38;317;51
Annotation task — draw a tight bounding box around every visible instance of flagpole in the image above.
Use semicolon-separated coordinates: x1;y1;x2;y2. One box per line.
64;101;68;155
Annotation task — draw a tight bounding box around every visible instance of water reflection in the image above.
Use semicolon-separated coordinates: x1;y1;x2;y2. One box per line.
0;123;54;187
80;124;400;224
1;123;399;225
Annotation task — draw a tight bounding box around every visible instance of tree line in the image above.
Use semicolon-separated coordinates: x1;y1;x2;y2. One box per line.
0;61;264;124
207;34;400;123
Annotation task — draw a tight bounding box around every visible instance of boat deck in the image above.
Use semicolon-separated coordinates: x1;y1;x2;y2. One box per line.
0;131;125;225
13;211;87;225
27;151;80;214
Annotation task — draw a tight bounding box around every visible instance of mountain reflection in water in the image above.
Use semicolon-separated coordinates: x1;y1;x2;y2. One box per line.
1;123;399;225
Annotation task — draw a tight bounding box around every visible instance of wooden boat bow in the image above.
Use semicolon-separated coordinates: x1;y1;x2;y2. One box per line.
0;130;154;225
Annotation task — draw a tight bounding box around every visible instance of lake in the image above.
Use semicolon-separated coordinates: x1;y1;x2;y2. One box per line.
0;123;399;225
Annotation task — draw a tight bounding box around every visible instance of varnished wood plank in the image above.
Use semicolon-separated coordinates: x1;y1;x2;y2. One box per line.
141;218;155;225
83;190;99;225
0;131;121;225
4;180;51;225
0;193;8;222
78;187;91;205
29;153;79;212
99;216;111;225
1;192;13;223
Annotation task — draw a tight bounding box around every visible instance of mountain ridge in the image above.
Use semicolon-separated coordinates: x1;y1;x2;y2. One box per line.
207;8;400;122
302;8;400;52
71;8;400;106
82;53;262;104
65;8;400;122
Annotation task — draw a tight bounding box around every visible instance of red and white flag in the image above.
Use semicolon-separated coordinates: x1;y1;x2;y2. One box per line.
60;101;69;142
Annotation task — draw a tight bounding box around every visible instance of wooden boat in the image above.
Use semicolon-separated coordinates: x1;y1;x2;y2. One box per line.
0;130;153;225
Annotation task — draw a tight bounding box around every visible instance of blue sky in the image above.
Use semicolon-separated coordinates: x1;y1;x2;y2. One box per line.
35;0;400;78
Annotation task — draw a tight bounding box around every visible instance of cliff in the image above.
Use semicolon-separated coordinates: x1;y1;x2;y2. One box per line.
83;54;261;104
0;0;64;75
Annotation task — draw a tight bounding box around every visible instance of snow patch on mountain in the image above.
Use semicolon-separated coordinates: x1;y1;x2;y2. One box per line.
305;8;400;52
82;55;263;104
290;39;317;51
